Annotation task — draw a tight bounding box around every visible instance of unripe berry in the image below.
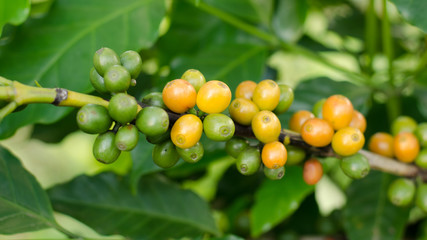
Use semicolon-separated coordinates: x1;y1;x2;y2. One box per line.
93;47;120;76
120;50;142;79
108;93;138;124
77;104;112;134
93;132;121;164
104;65;131;93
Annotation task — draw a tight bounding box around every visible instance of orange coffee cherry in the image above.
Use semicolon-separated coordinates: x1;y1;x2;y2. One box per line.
349;110;367;133
196;80;231;114
303;158;323;185
171;114;203;149
289;110;315;133
332;127;365;156
301;118;334;147
162;79;196;113
262;141;287;169
368;132;394;158
394;132;420;163
235;80;257;100
322;94;354;130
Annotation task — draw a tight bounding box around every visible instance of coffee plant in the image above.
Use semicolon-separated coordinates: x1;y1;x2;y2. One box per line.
0;0;427;239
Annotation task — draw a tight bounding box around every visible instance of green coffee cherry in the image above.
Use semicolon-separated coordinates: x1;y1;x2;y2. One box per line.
416;183;427;212
387;178;415;207
264;166;285;180
273;84;294;115
203;113;235;141
93;47;120;76
225;137;248;158
135;106;169;136
391;116;417;135
236;147;261;175
141;92;167;109
416;149;427;169
176;142;204;163
104;65;131;93
108;93;138;124
115;124;139;151
152;140;180;168
93;132;121;164
89;67;109;94
181;69;206;92
340;153;370;179
415;123;427;148
286;145;306;165
76;104;112;134
146;130;170;144
120;50;143;79
312;98;326;118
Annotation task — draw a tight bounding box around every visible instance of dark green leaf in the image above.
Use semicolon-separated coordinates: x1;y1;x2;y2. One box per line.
0;146;57;234
0;0;30;34
0;0;166;139
392;0;427;33
48;173;219;239
250;166;314;237
211;234;245;240
272;0;308;42
343;171;410;240
203;0;270;25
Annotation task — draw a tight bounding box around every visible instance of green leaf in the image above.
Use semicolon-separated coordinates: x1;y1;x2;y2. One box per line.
210;234;245;240
203;0;270;25
272;0;308;42
48;173;219;239
0;146;57;234
0;0;30;34
250;166;314;237
343;171;410;240
392;0;427;33
0;0;166;139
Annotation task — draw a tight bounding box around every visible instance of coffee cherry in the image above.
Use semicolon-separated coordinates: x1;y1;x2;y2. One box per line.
391;116;417;135
181;69;206;92
252;110;281;143
108;93;138;124
225;137;248;158
120;50;142;79
93;132;121;164
135;106;169;137
162;79;197;113
340;153;370;179
286;145;306;165
264;166;285;180
368;132;394;158
289;110;315;133
229;98;259;126
203;113;235;141
252;79;280;111
415;122;427;148
93;47;120;76
416;183;427;212
332;127;365;156
89;67;109;94
152;140;179;168
171;114;203;149
235;80;257;100
104;65;131;93
301;118;334;147
236;147;261;175
197;80;231;113
273;84;294;115
394;132;420;163
349;110;367;133
312;98;326;118
261;141;287;169
77;104;112;134
141;92;167;109
303;158;323;185
146;130;170;144
322;95;354;130
176;142;204;163
387;178;415;207
415;149;427;169
115;124;139;151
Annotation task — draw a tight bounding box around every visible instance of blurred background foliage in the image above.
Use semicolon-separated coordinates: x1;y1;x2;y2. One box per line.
0;0;426;239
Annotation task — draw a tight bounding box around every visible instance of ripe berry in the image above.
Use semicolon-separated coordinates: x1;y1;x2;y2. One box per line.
236;147;261;175
387;178;415;207
152;140;180;168
252;79;280;111
264;166;285;180
108;93;138;124
197;80;231;113
303;158;323;185
261;141;287;169
252;110;281;143
104;65;131;93
229;98;259;126
301;118;334;147
415;149;427;169
289;110;315;133
286;145;306;165
416;184;427;212
93;132;121;164
273;84;294;115
312;98;326;118
115;124;139;151
391;116;417;135
349;110;367;133
332;127;365;156
368;132;394;158
226;137;249;158
181;69;206;92
89;67;109;94
322;94;354;130
176;142;204;163
235;80;257;100
203;113;235;141
141;92;167;109
415;122;427;148
340;153;370;179
77;104;112;134
162;79;196;113
93;47;120;76
394;132;420;163
135;106;169;137
120;50;142;79
171;114;203;149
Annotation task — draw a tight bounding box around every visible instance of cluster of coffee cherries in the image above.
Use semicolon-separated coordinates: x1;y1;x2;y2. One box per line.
368;116;427;212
